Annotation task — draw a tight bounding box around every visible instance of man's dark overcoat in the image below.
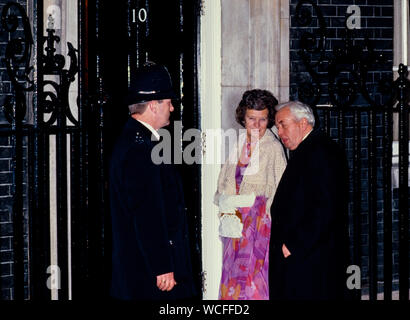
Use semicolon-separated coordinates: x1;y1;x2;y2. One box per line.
109;118;196;300
269;129;349;300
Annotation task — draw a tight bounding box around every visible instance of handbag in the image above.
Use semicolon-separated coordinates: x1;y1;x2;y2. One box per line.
217;192;255;238
219;210;243;238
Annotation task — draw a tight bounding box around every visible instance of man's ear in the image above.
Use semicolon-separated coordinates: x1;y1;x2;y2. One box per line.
148;101;157;114
300;117;307;129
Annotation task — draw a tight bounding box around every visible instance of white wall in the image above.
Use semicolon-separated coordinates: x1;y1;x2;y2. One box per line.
221;0;289;159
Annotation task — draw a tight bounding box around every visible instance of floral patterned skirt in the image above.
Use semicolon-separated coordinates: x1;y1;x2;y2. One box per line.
219;195;271;300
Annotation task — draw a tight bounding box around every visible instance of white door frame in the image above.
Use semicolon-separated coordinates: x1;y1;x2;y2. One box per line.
200;0;223;300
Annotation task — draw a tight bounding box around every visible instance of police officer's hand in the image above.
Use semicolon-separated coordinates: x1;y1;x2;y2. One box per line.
156;272;177;291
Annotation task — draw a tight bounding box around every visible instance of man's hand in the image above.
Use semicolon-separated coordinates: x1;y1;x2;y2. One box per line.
156;272;177;291
282;244;291;258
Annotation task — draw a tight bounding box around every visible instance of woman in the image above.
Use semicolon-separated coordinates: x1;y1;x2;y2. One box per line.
214;89;287;300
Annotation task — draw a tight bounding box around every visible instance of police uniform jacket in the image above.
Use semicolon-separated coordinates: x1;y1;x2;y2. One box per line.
109;118;196;300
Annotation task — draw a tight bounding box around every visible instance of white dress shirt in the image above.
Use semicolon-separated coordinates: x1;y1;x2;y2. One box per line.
137;119;160;141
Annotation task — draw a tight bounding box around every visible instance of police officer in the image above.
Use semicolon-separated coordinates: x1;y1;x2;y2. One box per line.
109;62;196;300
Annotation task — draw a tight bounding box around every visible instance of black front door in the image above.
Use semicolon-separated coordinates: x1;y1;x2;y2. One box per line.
93;0;203;298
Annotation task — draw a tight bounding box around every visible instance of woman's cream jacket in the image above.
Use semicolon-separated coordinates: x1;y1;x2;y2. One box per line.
214;129;287;217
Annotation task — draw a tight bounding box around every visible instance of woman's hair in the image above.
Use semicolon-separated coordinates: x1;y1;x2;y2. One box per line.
235;89;278;128
275;100;315;127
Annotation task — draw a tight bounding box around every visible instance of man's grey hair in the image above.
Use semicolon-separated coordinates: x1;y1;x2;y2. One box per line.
128;99;163;115
275;100;315;127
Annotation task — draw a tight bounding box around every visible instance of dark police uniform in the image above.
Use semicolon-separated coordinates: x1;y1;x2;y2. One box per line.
109;63;196;300
109;118;196;300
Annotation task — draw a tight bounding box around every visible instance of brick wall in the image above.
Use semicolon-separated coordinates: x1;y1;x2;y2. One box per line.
0;0;29;300
290;0;393;105
289;0;395;296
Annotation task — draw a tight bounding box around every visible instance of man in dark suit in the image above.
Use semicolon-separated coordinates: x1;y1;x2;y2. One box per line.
109;63;196;300
269;100;349;300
